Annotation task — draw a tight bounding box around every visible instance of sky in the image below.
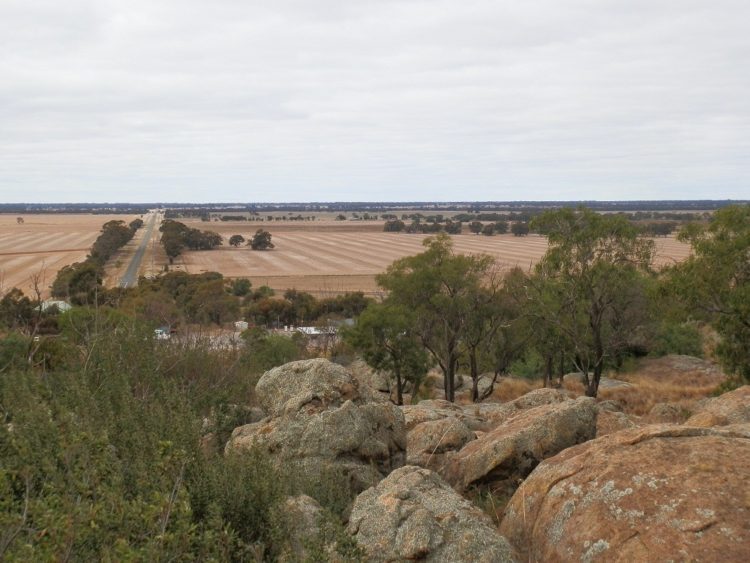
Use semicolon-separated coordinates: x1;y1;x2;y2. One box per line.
1;0;748;203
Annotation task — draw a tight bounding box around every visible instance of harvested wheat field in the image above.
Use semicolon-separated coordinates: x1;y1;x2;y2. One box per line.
171;220;691;296
0;214;136;297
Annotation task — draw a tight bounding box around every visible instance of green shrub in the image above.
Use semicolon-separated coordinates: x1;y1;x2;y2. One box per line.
509;349;544;380
650;322;703;357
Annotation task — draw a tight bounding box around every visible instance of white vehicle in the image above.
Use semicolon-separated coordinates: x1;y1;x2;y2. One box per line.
154;328;171;340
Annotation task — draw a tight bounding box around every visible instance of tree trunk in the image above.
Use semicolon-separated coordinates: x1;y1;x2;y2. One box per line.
586;363;603;397
557;352;565;388
543;355;553;388
447;355;456;402
395;367;403;406
469;349;479;402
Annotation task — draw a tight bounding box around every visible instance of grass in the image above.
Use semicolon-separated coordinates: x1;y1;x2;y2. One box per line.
489;377;543;402
560;355;726;417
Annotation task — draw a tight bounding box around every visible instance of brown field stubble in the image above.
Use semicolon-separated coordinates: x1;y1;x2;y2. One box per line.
0;214;137;298
170;220;691;296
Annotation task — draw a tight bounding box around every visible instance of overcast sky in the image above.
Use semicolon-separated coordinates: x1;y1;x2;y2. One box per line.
1;0;748;203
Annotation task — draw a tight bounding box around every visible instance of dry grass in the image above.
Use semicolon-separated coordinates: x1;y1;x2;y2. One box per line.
490;377;543;403
562;355;725;417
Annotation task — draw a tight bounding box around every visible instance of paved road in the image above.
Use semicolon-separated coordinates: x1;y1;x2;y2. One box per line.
119;212;158;288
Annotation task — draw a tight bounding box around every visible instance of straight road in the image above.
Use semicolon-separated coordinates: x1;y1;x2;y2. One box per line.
119;211;159;288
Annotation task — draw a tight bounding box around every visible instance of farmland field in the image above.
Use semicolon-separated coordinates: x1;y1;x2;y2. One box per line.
169;220;692;296
0;214;136;297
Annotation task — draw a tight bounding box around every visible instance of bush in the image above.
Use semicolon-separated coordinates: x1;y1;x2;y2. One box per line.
650;322;704;357
509;349;544;379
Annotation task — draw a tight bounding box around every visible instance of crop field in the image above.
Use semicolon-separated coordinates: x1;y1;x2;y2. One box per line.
171;220;692;296
0;214;136;297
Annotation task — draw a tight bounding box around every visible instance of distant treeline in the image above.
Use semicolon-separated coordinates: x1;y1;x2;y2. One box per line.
153;200;747;215
3;200;747;216
0;204;152;214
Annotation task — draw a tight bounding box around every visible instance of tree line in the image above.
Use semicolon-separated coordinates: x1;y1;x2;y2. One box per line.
51;218;143;305
347;205;750;403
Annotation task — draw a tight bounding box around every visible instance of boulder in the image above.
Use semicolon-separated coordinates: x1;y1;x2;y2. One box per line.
649;402;689;423
403;388;571;435
562;371;585;385
445;397;597;491
598;377;633;389
281;495;323;561
348;466;517;562
466;387;571;429
226;359;406;491
349;359;391;394
407;418;475;472
563;372;632;390
686;385;750;427
596;409;642;437
499;424;750;562
401;400;485;431
597;399;624;412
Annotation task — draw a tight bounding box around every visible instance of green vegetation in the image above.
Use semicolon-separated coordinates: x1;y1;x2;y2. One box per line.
51;219;143;305
342;303;429;405
2;203;749;558
669;204;750;384
159;219;222;262
229;234;246;247
249;229;274;250
0;315;359;560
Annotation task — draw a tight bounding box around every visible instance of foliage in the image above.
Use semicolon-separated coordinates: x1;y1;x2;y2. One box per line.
0;289;35;331
228;234;245;247
343;302;429;405
51;219;139;304
241;328;306;373
90;220;137;265
510;221;530;236
670;204;750;383
159;220;222;261
0;314;359;560
377;233;494;401
510;349;545;379
250;229;275;250
383;219;406;232
649;321;704;358
527;207;655;396
230;277;252;296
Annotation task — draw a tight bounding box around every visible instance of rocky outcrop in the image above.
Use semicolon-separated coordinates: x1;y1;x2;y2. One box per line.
596;409;642;437
499;424;750;562
444;397;597;491
226;359;406;491
686;386;750;427
649;401;689;423
401;400;485;431
349;359;391;394
402;388;571;435
406;417;475;472
281;495;323;561
348;466;517;562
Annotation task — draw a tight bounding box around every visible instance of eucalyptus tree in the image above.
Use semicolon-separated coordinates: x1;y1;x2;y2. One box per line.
670;204;750;384
343;302;429;405
529;207;655;397
377;234;494;402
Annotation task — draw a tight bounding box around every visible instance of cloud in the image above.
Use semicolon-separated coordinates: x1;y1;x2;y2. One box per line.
0;0;748;202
